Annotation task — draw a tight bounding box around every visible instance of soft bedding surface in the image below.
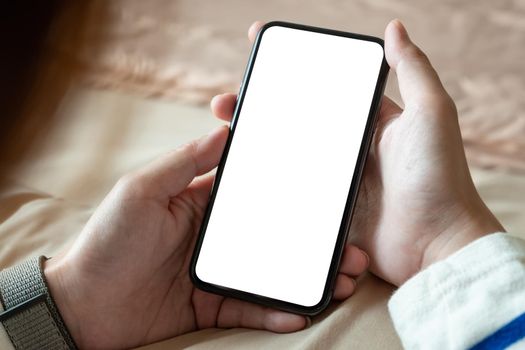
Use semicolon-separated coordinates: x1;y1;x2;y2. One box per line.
1;87;525;349
47;0;525;173
1;0;524;348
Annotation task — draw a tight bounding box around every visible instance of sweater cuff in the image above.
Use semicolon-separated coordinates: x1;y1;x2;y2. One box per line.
388;233;525;349
0;304;15;350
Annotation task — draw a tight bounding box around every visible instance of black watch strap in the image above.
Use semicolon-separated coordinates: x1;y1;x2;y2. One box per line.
0;256;77;350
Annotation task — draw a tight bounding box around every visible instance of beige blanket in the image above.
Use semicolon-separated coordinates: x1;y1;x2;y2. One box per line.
1;1;524;348
2;87;524;349
47;0;525;173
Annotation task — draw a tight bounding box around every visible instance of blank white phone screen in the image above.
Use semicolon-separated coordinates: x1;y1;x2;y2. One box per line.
196;25;383;307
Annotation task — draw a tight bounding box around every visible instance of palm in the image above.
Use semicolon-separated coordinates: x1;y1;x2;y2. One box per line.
69;177;252;348
349;100;473;285
129;179;251;342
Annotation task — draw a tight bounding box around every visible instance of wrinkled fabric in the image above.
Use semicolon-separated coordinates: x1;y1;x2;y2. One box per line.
45;0;525;172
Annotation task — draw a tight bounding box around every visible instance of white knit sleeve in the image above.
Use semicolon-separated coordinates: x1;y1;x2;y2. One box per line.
388;233;525;350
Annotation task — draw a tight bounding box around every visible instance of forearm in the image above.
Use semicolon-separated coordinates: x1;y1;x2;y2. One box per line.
389;233;525;349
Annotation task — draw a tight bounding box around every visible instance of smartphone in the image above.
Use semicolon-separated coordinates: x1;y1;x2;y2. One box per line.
190;21;388;315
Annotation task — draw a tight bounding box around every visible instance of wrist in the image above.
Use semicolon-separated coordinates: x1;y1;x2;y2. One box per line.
0;256;78;349
44;256;84;348
420;199;504;272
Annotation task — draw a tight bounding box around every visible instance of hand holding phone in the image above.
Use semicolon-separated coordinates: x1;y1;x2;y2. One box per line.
191;21;388;315
40;20;505;350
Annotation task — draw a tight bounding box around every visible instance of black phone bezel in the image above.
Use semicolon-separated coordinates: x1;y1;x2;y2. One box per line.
190;21;389;316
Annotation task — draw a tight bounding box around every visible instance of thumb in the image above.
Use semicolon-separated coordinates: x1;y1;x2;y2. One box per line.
118;125;229;200
385;20;450;110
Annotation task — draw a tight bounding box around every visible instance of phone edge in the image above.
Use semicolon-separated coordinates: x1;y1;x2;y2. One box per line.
189;20;390;316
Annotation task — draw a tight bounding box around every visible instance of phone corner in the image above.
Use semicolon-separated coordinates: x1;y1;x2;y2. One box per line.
369;38;386;60
256;21;286;40
373;36;385;48
188;257;203;288
298;291;334;316
260;20;286;30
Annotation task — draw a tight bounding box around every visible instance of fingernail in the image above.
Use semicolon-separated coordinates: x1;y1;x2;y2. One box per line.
304;316;312;329
200;126;226;143
209;125;227;135
210;94;219;107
